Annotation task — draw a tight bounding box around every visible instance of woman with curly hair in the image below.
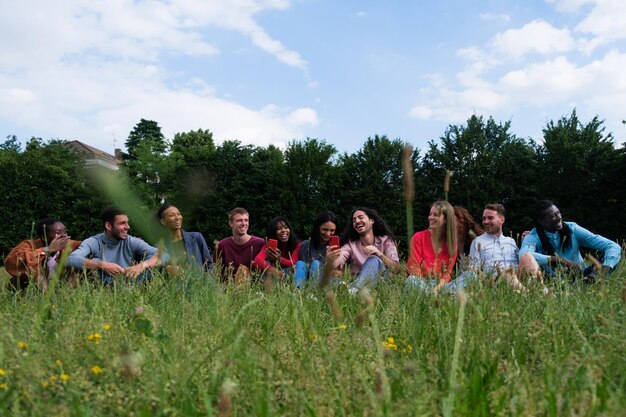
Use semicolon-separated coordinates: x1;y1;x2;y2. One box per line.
326;207;400;292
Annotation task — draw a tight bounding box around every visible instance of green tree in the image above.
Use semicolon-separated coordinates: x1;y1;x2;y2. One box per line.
421;115;538;232
283;138;340;237
0;138;105;260
124;118;166;160
337;135;420;252
537;109;624;238
122;119;170;207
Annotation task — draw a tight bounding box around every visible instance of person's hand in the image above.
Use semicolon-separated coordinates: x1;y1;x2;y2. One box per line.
99;261;125;277
363;245;382;258
124;263;146;280
48;234;70;253
325;246;341;263
266;247;281;263
550;256;579;272
521;230;531;241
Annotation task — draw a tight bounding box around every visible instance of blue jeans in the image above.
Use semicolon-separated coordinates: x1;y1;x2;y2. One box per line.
445;270;478;292
405;272;474;293
350;257;387;290
294;260;321;288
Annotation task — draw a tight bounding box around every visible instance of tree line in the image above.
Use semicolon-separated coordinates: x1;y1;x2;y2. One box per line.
1;109;624;262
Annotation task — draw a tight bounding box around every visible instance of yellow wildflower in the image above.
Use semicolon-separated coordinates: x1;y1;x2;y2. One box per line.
103;324;111;331
17;341;29;349
41;381;50;388
90;365;103;375
59;374;70;382
86;333;101;343
55;359;62;366
49;375;57;381
382;337;398;351
338;324;347;330
0;368;5;376
402;344;413;354
0;383;7;390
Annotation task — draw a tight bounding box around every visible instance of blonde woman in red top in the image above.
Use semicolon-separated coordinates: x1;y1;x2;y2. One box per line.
406;200;458;292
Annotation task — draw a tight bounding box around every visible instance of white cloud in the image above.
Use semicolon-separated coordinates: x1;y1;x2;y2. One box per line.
0;1;314;151
490;20;575;58
546;0;595;13
575;0;626;43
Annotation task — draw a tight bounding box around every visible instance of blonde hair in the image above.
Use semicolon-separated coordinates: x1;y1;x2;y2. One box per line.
431;200;458;255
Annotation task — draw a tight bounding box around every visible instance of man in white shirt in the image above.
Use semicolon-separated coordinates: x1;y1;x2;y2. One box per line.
449;203;524;290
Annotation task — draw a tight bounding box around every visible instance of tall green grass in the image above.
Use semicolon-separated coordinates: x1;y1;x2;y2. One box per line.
1;266;624;416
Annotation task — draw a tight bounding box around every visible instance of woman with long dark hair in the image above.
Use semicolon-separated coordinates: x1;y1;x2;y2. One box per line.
519;200;621;279
294;211;339;286
254;216;302;284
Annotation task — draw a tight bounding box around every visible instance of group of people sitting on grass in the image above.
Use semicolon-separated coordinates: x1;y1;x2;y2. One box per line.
4;199;622;292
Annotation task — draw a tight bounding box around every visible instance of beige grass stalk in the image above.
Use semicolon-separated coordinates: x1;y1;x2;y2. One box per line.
403;145;415;252
325;290;343;322
443;169;454;202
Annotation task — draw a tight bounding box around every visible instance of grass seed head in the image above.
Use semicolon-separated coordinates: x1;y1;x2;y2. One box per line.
325;290;343;322
402;145;414;202
218;378;237;417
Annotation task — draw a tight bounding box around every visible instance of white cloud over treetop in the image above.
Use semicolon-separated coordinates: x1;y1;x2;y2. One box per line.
0;0;313;150
410;2;626;139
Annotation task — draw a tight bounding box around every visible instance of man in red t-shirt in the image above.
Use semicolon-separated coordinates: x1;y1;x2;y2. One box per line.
213;207;264;284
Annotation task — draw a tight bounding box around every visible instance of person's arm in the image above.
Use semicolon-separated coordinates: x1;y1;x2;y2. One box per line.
69;238;126;277
439;252;458;283
519;233;551;267
198;234;213;271
572;223;622;269
468;237;481;270
123;237;164;279
406;234;423;276
280;242;301;268
376;239;401;274
4;240;44;278
253;244;273;271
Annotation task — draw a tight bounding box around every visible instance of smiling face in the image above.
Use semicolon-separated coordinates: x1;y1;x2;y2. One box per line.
160;206;183;231
539;205;563;232
106;215;130;240
428;206;446;231
46;222;67;242
352;210;374;236
229;212;249;237
319;221;337;244
275;221;291;243
482;208;504;235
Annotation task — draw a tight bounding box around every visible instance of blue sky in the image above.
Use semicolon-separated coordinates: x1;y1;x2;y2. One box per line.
1;0;625;154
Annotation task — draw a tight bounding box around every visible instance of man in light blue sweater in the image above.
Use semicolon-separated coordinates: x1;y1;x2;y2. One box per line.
69;206;166;284
519;200;621;279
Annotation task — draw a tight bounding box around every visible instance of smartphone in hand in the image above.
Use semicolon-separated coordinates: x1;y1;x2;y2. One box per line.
268;239;278;250
329;235;340;249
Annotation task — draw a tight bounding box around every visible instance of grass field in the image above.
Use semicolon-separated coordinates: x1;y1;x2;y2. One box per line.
1;266;625;416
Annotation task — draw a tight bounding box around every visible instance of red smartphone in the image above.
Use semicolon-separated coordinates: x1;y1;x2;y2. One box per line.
268;239;278;250
329;235;340;249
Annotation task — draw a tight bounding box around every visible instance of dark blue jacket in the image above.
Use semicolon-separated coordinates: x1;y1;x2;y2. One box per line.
167;231;212;271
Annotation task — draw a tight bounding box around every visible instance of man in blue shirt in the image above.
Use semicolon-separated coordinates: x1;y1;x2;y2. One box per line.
69;206;166;284
519;200;621;279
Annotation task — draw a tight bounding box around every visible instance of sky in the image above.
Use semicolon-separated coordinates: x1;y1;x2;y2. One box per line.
1;0;626;155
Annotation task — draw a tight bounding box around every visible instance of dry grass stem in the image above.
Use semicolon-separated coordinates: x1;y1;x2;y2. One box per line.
325;290;343;322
